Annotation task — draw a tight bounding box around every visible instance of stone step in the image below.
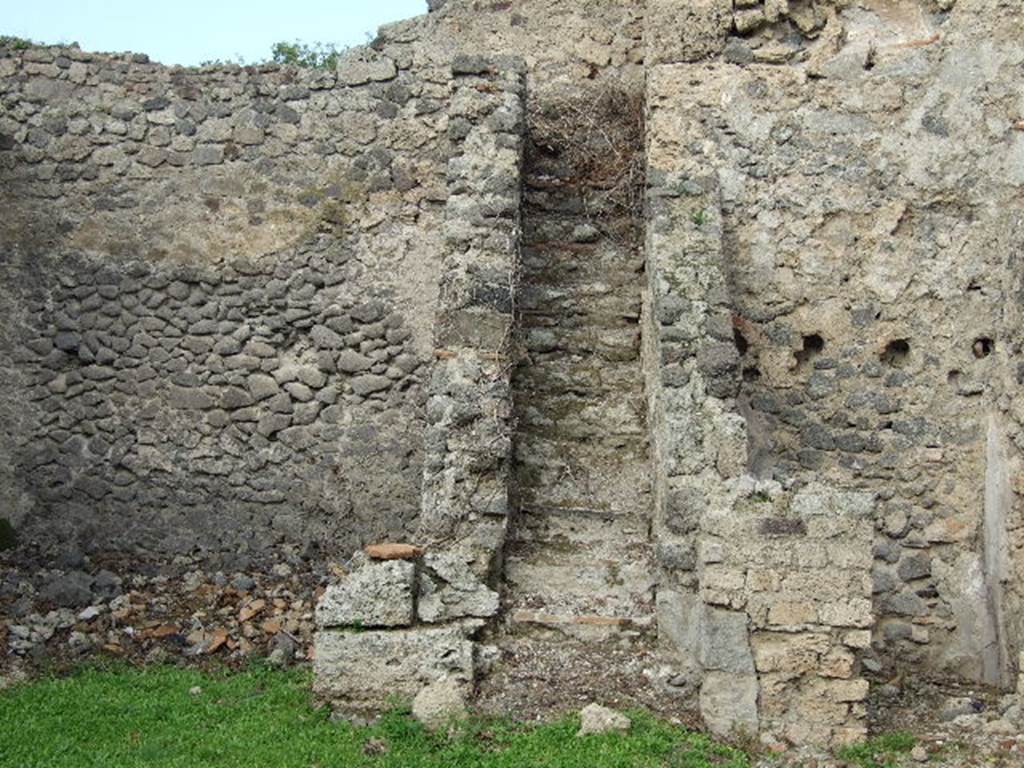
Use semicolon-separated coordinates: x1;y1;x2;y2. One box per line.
519;325;640;361
513;357;641;396
512;503;650;545
514;431;650;462
503;609;654;643
501;560;656;621
514;471;650;527
505;512;653;595
474;636;661;718
521;242;642;273
522;216;640;246
515;391;646;440
513;435;651;513
500;550;656;638
519;290;641;325
523;188;637;220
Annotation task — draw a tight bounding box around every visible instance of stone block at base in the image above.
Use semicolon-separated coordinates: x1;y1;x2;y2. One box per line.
313;621;483;711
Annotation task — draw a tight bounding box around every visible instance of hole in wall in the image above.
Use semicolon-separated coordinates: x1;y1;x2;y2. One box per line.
948;370;961;386
973;338;994;359
864;44;877;71
733;328;749;356
743;366;761;383
794;333;825;369
881;339;910;368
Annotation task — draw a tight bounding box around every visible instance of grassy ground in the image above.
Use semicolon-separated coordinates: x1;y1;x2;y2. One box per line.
0;664;750;768
835;732;916;768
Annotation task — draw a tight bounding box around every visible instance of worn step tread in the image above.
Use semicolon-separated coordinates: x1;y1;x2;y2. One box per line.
508;609;654;629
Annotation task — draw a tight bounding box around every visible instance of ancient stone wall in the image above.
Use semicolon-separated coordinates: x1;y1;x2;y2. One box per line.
4;0;1024;751
698;485;874;748
0;39;453;560
649;0;1024;686
643;0;1024;743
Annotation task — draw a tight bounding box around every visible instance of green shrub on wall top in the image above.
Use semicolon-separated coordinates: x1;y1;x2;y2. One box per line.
270;41;345;69
199;40;347;69
0;35;34;50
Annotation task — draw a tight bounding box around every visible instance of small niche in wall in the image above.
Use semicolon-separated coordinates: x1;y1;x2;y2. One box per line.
973;337;995;359
794;333;825;369
881;339;910;368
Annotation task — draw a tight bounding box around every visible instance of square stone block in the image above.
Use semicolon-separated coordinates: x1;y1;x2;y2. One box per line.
315;560;415;629
314;622;482;711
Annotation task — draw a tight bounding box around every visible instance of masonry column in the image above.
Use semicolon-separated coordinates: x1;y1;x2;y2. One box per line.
313;55;526;712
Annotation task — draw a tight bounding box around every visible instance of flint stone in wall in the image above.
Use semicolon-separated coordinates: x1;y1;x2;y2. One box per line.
314;621;482;710
220;387;254;410
316;560;415;629
168;386;215;410
418;552;500;623
192;144;224;166
338;349;374;373
697;342;740;399
351;374;392;396
311;325;345;350
247;373;280;401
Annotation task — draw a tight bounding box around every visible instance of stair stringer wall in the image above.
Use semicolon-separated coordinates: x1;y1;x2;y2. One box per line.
644;65;876;749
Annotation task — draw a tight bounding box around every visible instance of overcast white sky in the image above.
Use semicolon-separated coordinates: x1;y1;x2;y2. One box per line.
3;0;428;66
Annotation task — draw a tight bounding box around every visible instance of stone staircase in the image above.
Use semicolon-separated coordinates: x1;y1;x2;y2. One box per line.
477;118;656;712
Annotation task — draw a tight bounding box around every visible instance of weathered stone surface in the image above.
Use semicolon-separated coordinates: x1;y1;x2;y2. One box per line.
4;1;1024;752
313;622;481;710
699;672;759;738
418;552;500;623
316;561;415;629
412;677;467;731
338;350;374;373
698;607;754;675
335;51;397;86
577;703;631;736
350;375;392;396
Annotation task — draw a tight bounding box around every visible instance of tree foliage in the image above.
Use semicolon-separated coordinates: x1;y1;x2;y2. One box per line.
269;40;344;69
0;35;34;50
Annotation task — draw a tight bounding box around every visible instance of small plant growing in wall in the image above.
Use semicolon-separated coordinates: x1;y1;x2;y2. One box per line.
691;208;707;226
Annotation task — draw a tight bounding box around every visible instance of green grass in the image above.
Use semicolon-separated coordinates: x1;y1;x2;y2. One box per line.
0;664;750;768
836;731;917;768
